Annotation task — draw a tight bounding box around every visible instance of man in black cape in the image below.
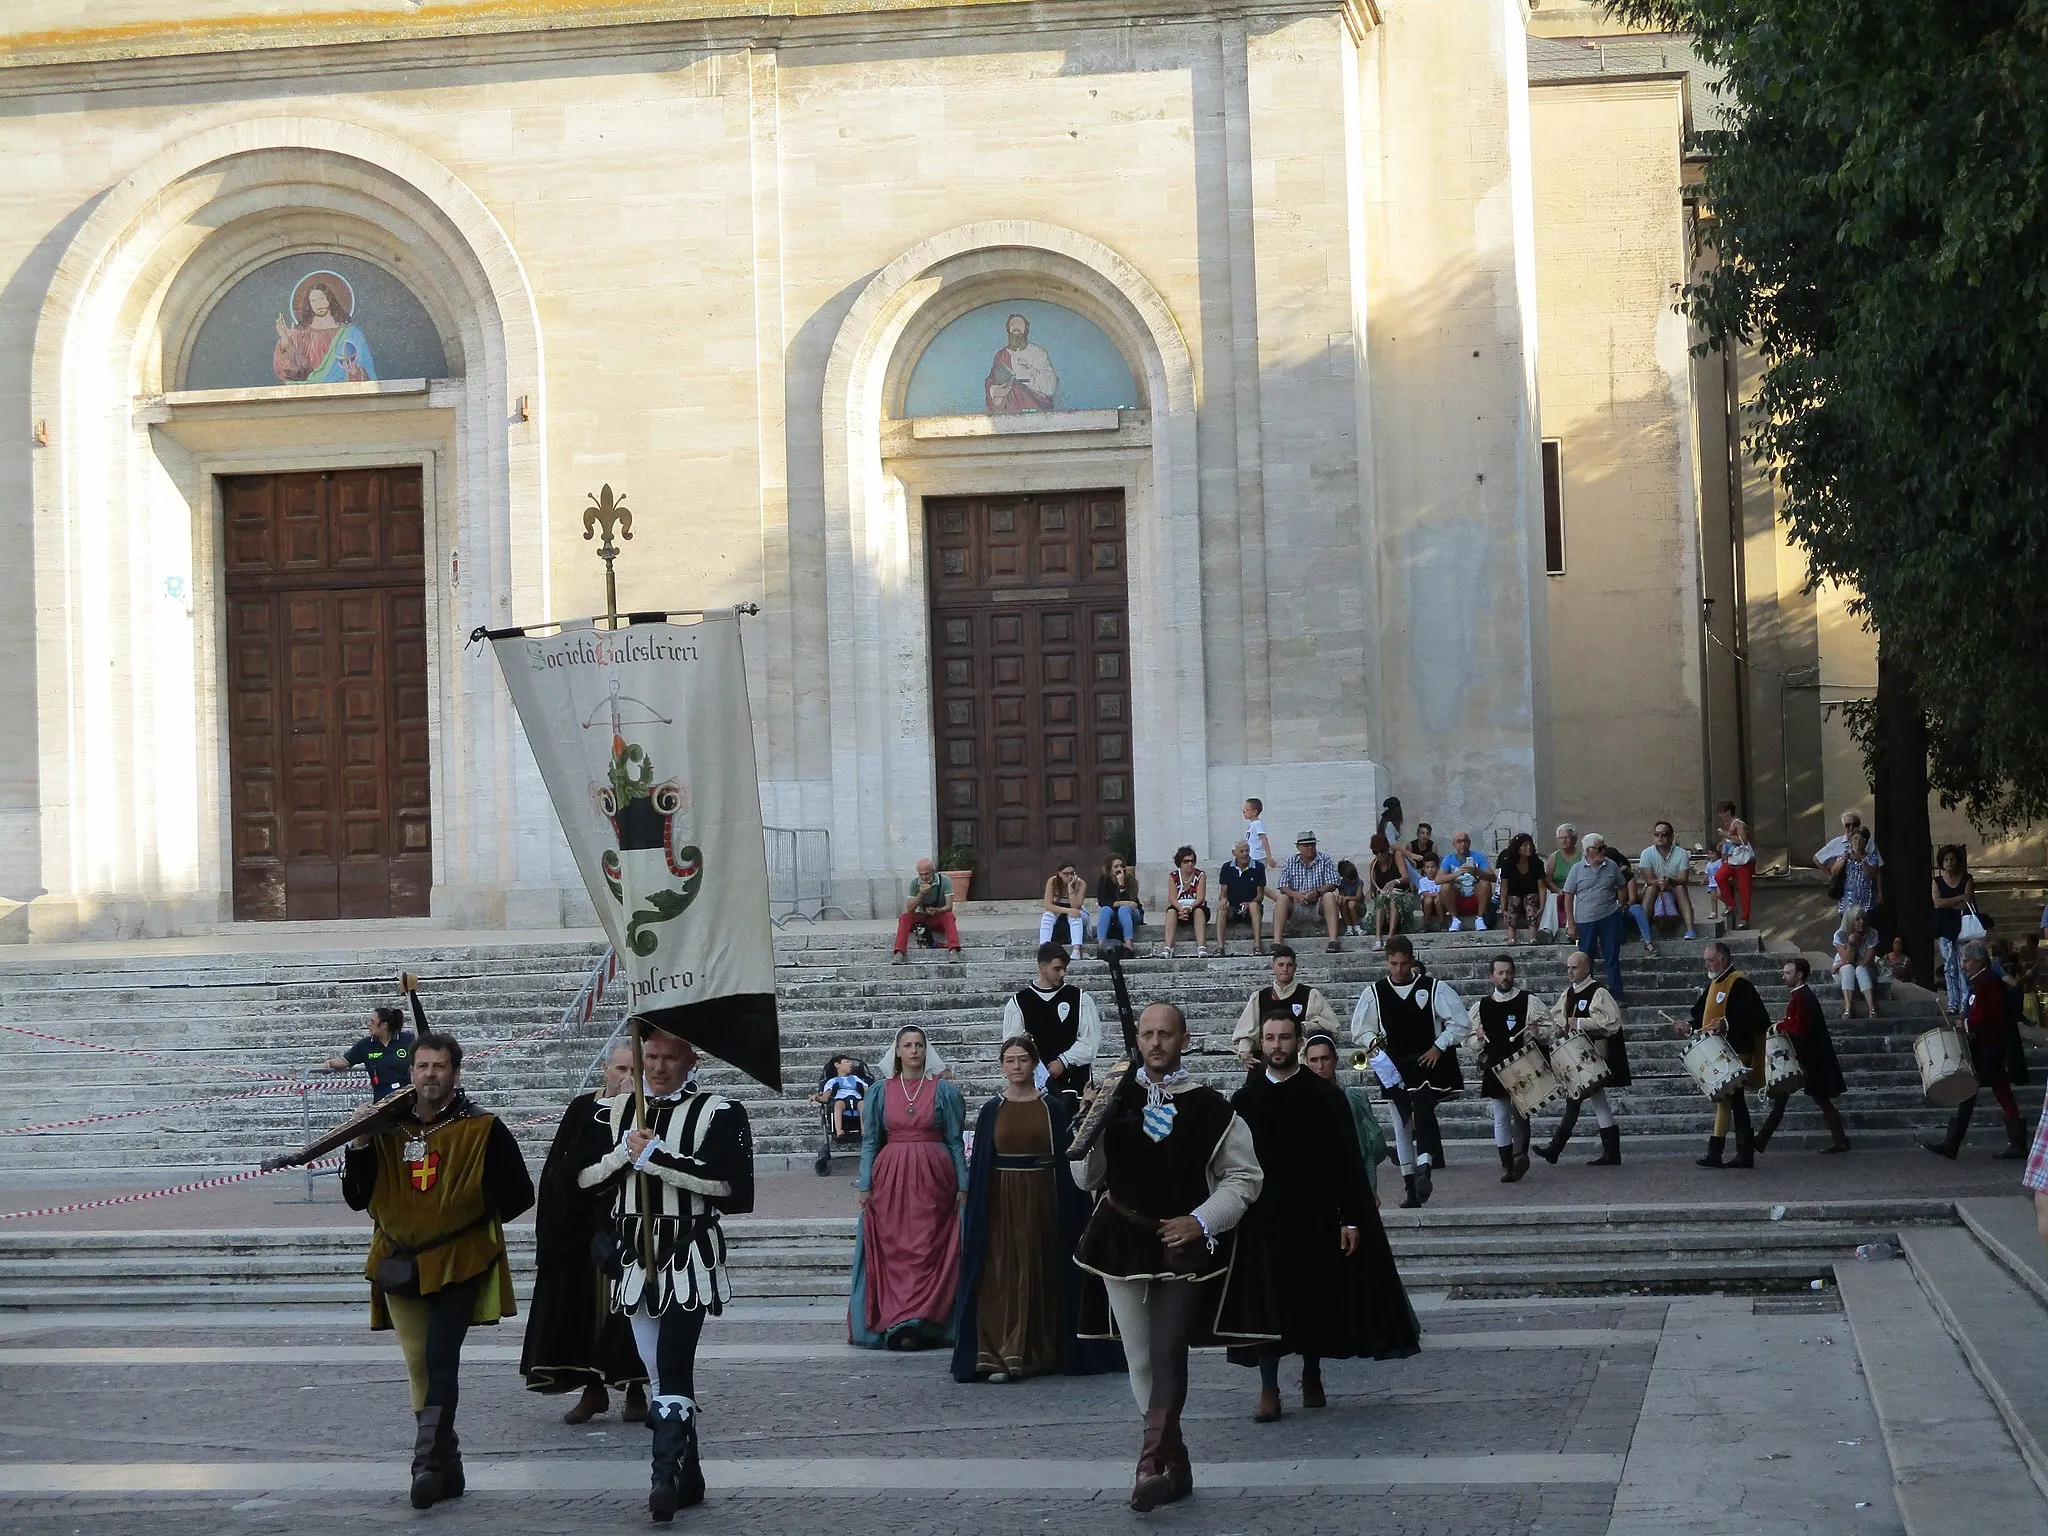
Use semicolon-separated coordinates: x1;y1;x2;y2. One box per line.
1229;1010;1419;1421
520;1043;648;1422
950;1078;1124;1383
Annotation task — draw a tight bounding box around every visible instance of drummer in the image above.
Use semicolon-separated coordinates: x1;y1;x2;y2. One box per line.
1753;957;1851;1155
1466;955;1552;1184
1684;940;1772;1170
1534;949;1629;1168
1924;939;2029;1161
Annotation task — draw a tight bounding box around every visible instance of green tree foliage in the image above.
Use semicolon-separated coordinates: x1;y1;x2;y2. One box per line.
1610;0;2048;961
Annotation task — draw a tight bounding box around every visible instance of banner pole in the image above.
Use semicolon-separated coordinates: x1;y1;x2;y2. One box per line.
581;484;631;631
629;1017;653;1283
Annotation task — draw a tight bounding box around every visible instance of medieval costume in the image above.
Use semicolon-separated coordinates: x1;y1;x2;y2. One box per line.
574;1035;756;1522
1536;975;1630;1166
848;1031;969;1349
1926;963;2029;1160
1227;1064;1419;1419
1002;980;1103;1105
1467;985;1554;1183
1690;957;1772;1169
1755;980;1851;1154
1303;1031;1391;1193
520;1090;648;1420
1229;978;1339;1060
342;1089;532;1508
950;1088;1123;1383
1349;968;1468;1206
1073;1064;1275;1511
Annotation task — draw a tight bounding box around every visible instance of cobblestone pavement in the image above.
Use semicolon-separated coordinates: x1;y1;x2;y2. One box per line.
0;1290;1904;1535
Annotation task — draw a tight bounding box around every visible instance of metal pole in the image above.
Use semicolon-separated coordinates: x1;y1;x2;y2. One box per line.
299;1077;314;1200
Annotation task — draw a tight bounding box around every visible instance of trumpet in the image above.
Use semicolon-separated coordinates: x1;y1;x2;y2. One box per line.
1350;1049;1373;1072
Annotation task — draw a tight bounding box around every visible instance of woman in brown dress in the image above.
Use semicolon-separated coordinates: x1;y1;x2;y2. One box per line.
950;1036;1122;1383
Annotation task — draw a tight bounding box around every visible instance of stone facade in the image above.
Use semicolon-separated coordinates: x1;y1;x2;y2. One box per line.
3;1;1815;938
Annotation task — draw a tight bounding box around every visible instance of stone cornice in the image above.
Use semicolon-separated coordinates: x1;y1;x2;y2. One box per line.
2;1;1380;96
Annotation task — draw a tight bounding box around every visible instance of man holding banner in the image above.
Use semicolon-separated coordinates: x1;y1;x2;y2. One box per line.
483;602;782;1521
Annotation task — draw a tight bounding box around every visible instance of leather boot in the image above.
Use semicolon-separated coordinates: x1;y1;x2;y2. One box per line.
649;1402;690;1522
1993;1114;2028;1160
1536;1100;1579;1165
1398;1173;1421;1210
1497;1145;1520;1183
1695;1135;1725;1169
1300;1360;1327;1410
622;1382;649;1423
1160;1412;1193;1503
1587;1126;1622;1166
1252;1388;1283;1423
1130;1409;1174;1512
434;1406;464;1500
677;1411;705;1509
564;1383;608;1425
1819;1103;1851;1153
1725;1102;1756;1168
1924;1100;1971;1159
1412;1160;1433;1206
408;1407;444;1509
1512;1121;1531;1182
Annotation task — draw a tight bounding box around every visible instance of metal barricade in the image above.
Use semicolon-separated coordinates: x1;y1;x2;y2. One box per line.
764;825;851;927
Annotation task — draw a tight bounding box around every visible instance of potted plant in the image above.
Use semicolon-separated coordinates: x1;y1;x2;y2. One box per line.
938;842;979;906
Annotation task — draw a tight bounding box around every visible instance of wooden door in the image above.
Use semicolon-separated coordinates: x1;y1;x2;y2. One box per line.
223;468;431;920
926;491;1132;901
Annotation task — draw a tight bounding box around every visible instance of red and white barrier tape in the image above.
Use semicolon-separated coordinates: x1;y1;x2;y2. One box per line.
0;1156;343;1223
0;1021;290;1080
0;1079;362;1138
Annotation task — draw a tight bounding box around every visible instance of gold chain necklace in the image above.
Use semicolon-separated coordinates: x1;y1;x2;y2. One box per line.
898;1074;928;1115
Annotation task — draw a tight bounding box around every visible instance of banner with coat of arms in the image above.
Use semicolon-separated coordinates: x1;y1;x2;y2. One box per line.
486;610;781;1090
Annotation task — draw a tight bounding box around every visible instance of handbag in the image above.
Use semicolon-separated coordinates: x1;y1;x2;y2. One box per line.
1958;906;1987;942
1826;867;1846;902
373;1212;495;1296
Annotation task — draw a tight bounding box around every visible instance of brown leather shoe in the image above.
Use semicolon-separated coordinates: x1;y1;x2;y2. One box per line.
621;1382;648;1424
1253;1389;1283;1423
562;1384;607;1425
1129;1409;1174;1512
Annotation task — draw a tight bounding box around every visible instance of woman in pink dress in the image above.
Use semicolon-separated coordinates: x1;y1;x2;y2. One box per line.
848;1025;968;1349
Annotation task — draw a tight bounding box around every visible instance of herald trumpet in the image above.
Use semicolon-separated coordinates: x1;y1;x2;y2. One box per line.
1350;1049;1373;1072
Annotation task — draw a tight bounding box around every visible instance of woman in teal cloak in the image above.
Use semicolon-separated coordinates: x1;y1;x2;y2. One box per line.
274;271;376;383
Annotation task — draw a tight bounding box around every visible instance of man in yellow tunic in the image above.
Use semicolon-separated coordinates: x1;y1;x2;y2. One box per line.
342;1030;534;1509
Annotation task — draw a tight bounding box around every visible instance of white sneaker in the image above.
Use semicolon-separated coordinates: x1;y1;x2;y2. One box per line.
1475;917;1488;931
1162;946;1175;958
1198;947;1210;958
1449;918;1463;931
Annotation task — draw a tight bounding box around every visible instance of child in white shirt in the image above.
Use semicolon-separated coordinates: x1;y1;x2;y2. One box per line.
1242;797;1273;868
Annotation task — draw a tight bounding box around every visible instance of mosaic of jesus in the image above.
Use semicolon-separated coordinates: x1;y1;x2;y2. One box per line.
272;270;377;383
984;312;1057;413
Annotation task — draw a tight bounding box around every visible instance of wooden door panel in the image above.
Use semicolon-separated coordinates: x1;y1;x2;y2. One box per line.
222;467;429;921
926;490;1131;900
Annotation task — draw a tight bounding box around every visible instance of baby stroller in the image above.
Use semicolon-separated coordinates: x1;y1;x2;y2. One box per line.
812;1054;874;1176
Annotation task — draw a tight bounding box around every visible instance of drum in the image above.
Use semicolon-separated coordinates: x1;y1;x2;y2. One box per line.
1914;1027;1978;1108
1495;1040;1562;1117
1762;1028;1806;1099
1682;1031;1748;1103
1549;1031;1612;1101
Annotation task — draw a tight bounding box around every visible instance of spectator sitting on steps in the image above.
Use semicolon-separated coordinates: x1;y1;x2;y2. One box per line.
321;1004;415;1102
1438;832;1495;933
893;858;962;963
1162;846;1210;958
1274;832;1344;953
1216;840;1267;957
1636;820;1698;940
1039;861;1088;959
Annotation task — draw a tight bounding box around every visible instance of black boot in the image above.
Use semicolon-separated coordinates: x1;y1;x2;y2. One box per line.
1536;1100;1580;1164
1512;1120;1531;1181
1398;1173;1421;1210
408;1407;444;1510
435;1406;464;1500
649;1402;690;1522
1695;1135;1726;1169
678;1411;705;1509
1587;1125;1622;1166
1993;1115;2028;1160
1819;1102;1851;1153
1754;1096;1788;1155
1412;1159;1433;1206
1725;1099;1756;1168
1497;1145;1519;1183
1924;1100;1972;1159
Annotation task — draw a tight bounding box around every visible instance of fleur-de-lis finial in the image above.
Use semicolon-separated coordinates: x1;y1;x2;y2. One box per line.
582;485;633;628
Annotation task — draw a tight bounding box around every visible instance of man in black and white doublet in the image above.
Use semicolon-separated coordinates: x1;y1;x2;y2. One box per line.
575;1020;754;1524
1001;942;1103;1106
1348;935;1467;1208
1466;954;1553;1184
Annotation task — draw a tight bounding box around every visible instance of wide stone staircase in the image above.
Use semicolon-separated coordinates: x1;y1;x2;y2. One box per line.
1;924;2039;1308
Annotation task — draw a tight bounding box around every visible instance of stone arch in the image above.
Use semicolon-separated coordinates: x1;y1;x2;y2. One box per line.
818;221;1207;896
25;117;557;934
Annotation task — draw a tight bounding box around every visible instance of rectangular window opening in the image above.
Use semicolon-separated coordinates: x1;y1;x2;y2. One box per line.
1541;438;1565;575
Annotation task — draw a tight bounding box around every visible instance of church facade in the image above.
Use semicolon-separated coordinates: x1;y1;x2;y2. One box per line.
0;0;1848;937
